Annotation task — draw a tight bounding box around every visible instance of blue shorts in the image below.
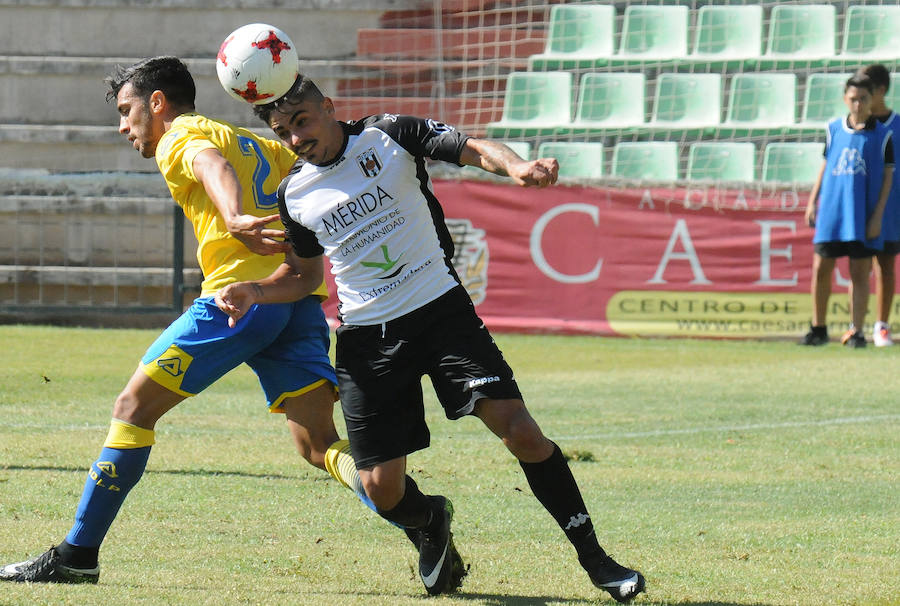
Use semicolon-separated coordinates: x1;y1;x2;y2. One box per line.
140;295;337;412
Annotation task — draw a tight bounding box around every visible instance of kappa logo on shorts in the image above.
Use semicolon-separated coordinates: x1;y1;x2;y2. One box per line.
466;375;500;389
357;147;383;178
157;357;185;377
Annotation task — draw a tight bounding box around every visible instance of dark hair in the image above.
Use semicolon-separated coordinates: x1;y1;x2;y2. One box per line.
252;74;324;124
857;64;890;93
105;56;196;110
845;74;874;95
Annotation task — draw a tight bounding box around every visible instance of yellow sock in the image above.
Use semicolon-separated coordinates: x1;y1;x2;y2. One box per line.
324;439;365;495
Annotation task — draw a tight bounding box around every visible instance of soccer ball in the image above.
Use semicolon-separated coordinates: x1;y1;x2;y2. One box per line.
216;23;299;105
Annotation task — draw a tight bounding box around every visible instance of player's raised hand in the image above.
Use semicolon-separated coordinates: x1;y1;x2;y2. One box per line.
509;158;559;188
215;282;259;327
226;213;291;255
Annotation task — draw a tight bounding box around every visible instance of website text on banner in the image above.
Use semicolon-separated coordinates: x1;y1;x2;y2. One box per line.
318;181;892;339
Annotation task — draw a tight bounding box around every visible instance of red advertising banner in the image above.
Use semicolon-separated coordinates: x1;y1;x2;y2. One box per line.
322;180;890;338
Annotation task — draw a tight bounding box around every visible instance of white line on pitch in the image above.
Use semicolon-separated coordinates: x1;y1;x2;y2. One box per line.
550;414;900;441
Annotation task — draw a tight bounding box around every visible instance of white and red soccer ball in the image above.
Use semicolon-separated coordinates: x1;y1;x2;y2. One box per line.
216;23;299;105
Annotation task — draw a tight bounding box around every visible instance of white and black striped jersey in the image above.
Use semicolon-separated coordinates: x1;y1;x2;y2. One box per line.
278;114;471;325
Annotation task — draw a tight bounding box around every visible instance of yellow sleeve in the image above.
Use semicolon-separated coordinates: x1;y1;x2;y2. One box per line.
156;128;217;200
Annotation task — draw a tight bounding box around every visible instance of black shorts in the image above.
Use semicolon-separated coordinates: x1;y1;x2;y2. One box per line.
335;285;522;469
880;241;900;256
814;241;878;259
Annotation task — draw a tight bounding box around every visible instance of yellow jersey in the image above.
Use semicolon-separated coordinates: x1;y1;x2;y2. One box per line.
155;113;328;299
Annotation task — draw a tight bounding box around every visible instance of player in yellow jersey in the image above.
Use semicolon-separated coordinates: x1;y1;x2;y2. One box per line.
0;56;390;584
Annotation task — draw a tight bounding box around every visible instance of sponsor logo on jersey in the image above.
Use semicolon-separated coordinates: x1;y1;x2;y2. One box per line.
357;147;383;178
447;219;489;305
361;245;407;278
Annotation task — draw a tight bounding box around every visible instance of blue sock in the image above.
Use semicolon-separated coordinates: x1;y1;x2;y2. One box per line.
65;446;151;548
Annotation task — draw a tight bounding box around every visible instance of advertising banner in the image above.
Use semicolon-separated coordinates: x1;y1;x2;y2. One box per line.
321;180;891;338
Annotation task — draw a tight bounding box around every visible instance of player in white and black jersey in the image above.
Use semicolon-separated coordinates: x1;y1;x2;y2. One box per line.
215;75;645;603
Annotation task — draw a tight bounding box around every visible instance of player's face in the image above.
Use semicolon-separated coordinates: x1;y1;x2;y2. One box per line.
267;97;343;166
844;86;873;123
115;83;163;158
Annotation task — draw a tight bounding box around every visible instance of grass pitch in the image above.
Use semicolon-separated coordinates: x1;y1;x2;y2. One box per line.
0;325;897;606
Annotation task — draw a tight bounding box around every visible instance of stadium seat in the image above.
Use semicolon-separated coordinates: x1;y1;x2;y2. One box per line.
762;142;824;184
528;4;615;70
485;71;573;137
764;4;836;61
650;73;722;128
537;142;604;179
571;72;646;129
724;73;797;129
691;5;763;60
611;142;679;181
619;5;688;60
840;6;900;60
687;142;756;182
799;73;851;129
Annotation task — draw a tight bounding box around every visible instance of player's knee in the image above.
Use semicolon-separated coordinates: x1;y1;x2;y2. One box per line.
112;388;142;423
359;474;403;510
499;409;548;459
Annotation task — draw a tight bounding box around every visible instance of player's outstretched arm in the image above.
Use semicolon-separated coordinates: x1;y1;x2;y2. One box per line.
215;251;324;327
192;148;291;255
459;138;558;188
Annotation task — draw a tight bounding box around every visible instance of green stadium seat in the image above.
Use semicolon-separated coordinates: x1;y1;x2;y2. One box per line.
724;73;797;129
691;5;763;60
485;72;573;137
687;142;756;182
840;6;900;60
762;142;824;184
612;142;679;181
764;4;836;60
650;73;721;128
619;5;688;60
537;142;604;180
571;72;645;129
528;4;615;70
799;73;851;128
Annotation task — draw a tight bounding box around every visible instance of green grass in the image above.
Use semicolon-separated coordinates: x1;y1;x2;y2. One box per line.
0;325;898;606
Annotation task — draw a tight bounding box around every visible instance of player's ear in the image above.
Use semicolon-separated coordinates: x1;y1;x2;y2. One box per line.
322;97;335;115
148;90;166;115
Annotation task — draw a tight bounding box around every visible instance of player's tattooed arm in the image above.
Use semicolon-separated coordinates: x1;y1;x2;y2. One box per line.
215;251;324;327
459;138;558;188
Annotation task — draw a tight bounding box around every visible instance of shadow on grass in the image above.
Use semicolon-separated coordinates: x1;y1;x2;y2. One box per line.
1;464;305;481
453;595;771;606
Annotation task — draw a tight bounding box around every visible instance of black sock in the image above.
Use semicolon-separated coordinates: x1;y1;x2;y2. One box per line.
375;475;434;529
55;540;99;569
519;442;601;559
811;325;827;335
